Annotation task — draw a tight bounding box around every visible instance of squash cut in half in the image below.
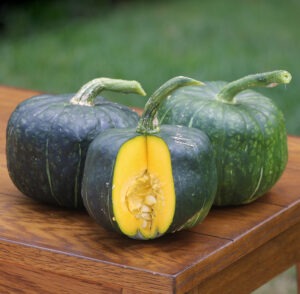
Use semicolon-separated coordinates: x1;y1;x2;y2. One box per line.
82;77;217;240
113;135;175;239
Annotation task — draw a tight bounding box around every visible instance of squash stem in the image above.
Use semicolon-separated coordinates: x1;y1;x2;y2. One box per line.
217;70;292;103
136;76;203;134
70;78;146;106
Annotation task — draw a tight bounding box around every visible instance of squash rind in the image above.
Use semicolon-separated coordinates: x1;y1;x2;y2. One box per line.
82;126;217;239
6;94;139;208
158;81;288;206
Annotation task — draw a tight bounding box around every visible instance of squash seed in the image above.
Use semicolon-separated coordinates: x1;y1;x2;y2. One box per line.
145;195;157;206
141;220;149;229
125;170;160;230
141;204;151;213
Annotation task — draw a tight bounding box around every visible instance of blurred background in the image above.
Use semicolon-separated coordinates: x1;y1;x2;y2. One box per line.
0;0;299;134
0;0;298;292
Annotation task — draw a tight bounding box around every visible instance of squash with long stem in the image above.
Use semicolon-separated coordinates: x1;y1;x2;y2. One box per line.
6;78;146;208
82;76;217;239
158;70;292;206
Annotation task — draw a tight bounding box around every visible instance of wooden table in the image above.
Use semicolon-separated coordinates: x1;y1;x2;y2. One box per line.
0;85;299;293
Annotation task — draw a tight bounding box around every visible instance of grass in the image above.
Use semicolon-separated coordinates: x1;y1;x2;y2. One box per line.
0;1;298;292
0;0;299;134
254;266;297;294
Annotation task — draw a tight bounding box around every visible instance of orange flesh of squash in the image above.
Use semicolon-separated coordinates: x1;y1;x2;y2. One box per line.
112;135;175;239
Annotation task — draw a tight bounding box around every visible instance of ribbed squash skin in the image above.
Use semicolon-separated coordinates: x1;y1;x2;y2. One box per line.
82;125;217;239
6;94;139;208
158;82;288;206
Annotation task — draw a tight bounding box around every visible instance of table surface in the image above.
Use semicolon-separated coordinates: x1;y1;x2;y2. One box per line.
0;85;300;294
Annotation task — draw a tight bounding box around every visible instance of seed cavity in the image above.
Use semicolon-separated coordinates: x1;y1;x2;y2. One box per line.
125;170;161;231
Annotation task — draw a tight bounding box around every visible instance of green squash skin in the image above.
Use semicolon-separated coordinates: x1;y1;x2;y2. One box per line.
81;125;217;240
157;82;288;206
6;94;139;209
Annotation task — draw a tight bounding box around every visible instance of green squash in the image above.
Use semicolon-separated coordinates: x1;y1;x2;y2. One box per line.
82;76;217;240
158;70;292;206
6;78;146;209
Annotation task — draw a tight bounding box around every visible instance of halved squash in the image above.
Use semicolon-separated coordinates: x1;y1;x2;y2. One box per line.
112;135;175;239
82;76;217;239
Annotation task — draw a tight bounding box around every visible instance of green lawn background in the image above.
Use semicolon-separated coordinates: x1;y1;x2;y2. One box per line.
0;0;299;135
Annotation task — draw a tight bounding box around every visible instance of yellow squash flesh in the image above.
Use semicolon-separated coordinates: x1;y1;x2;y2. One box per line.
112;135;175;239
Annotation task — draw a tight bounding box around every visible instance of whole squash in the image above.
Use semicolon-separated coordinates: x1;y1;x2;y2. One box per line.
82;76;217;240
6;78;146;208
157;70;292;206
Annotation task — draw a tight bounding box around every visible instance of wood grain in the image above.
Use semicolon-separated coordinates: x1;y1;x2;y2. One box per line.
187;222;300;294
0;191;229;276
0;263;123;294
0;166;19;196
0;85;300;293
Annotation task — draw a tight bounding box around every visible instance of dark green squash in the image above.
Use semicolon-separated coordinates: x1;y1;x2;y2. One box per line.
6;78;146;209
82;76;217;240
158;70;292;206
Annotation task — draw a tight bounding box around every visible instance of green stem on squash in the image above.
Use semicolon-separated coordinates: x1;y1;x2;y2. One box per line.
70;78;146;106
136;76;203;135
217;70;292;104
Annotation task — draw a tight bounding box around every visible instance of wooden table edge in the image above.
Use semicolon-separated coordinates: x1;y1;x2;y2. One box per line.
1;85;300;293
